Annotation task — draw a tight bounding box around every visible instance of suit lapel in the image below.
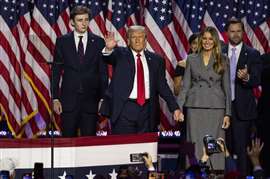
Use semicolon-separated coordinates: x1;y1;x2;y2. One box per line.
84;32;96;63
69;32;77;55
198;52;215;80
127;49;135;93
206;53;215;70
205;53;215;70
237;44;248;69
224;44;247;69
67;32;80;67
127;49;152;97
145;50;153;97
198;52;206;72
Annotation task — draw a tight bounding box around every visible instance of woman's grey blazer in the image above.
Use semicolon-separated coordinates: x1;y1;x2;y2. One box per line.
178;53;231;116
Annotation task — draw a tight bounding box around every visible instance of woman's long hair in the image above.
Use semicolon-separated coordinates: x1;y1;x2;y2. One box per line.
198;26;225;74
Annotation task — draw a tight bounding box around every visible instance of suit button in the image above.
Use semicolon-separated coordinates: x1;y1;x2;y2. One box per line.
199;85;202;87
209;85;211;88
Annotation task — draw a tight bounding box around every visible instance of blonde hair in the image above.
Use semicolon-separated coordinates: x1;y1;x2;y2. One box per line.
127;25;146;39
198;26;225;74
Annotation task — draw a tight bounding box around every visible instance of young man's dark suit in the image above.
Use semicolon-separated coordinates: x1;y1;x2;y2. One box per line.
52;32;107;137
100;47;179;134
223;44;261;175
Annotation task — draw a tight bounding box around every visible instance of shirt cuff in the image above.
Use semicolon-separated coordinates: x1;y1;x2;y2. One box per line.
102;47;113;55
254;165;262;171
148;166;155;171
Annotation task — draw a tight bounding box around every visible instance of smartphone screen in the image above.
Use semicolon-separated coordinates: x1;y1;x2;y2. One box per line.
0;170;10;179
130;153;144;162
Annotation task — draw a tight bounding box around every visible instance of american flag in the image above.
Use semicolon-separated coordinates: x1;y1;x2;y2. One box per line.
106;0;141;46
0;0;70;138
22;0;71;137
145;0;186;129
1;0;269;137
0;0;41;137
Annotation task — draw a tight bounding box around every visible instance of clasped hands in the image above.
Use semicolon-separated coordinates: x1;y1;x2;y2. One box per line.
237;65;249;82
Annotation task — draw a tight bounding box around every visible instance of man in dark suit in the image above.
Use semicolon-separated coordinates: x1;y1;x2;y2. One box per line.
100;26;183;134
223;18;261;175
52;6;107;137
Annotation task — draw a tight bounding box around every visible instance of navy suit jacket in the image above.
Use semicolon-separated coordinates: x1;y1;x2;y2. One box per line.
223;44;261;121
52;31;108;113
100;47;179;131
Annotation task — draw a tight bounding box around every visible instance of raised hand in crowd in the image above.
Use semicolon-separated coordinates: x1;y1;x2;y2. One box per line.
247;138;264;167
200;137;229;162
247;138;265;178
216;138;230;157
142;153;154;171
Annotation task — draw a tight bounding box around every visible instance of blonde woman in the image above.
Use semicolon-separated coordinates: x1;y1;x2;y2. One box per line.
178;26;231;170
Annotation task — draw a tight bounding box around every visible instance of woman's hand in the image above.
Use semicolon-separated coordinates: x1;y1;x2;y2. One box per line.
177;60;186;68
222;116;230;129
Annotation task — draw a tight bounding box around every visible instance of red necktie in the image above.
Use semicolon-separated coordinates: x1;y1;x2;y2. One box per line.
136;53;145;106
78;36;84;63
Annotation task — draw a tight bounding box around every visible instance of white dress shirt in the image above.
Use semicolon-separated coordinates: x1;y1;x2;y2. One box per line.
129;49;150;99
74;31;88;54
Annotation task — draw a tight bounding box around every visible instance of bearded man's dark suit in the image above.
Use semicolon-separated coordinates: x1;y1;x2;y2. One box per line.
52;31;108;137
223;44;261;175
100;47;179;134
